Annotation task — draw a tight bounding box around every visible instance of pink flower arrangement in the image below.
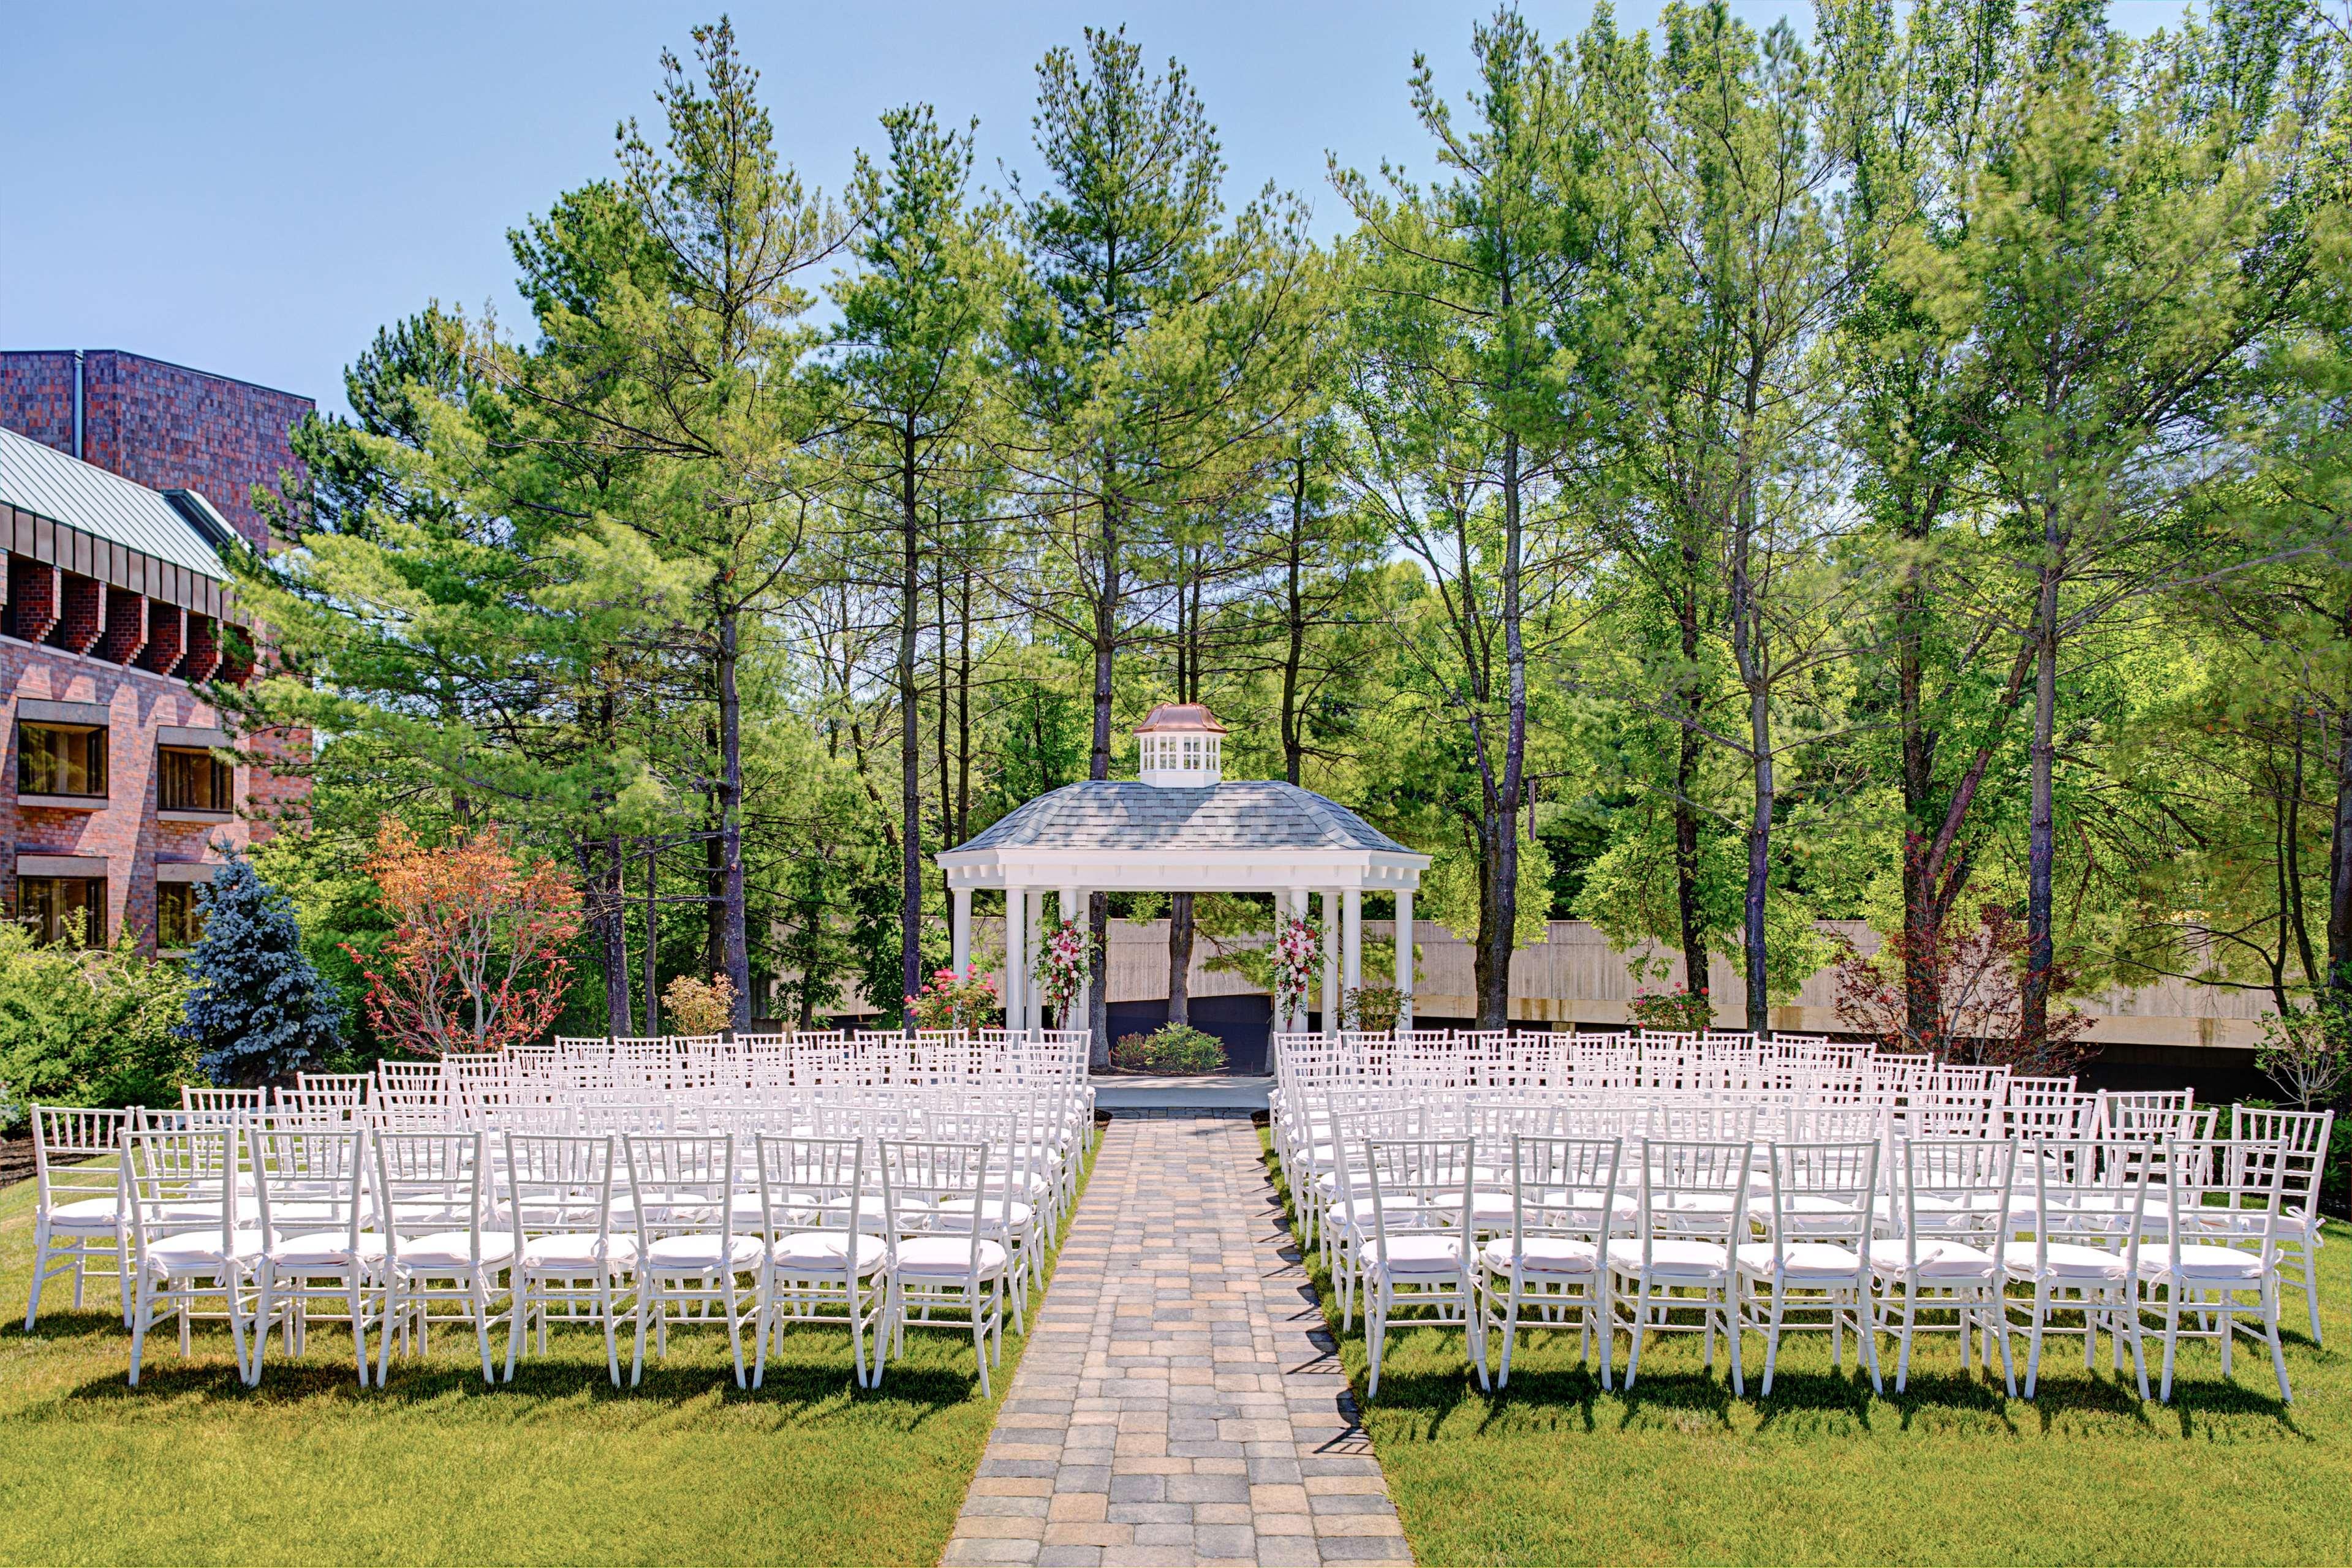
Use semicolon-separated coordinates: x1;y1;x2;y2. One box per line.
1032;919;1094;1022
1271;916;1318;1020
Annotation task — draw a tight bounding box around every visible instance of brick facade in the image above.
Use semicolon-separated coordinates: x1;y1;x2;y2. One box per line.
0;350;309;549
1;349;315;948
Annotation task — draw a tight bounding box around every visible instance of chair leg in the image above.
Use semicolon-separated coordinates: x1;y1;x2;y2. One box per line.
127;1275;154;1387
2301;1243;2321;1344
504;1276;527;1382
631;1283;651;1386
473;1277;497;1384
603;1280;623;1388
2266;1279;2292;1402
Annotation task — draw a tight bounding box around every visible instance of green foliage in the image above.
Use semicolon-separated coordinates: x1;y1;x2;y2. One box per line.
0;922;194;1121
1110;1024;1226;1074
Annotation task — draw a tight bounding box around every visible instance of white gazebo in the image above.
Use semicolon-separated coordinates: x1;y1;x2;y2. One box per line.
936;703;1431;1038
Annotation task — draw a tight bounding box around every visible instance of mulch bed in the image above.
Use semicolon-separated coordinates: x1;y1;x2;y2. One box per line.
0;1136;32;1192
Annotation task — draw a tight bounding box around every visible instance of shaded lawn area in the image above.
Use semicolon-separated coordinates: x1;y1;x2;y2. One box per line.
0;1138;1095;1567
1260;1131;2348;1567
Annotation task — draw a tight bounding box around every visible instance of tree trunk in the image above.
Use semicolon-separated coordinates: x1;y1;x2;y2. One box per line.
1167;892;1193;1027
603;837;632;1035
2021;551;2062;1049
716;603;752;1032
1086;503;1121;1069
643;842;660;1037
1729;497;1771;1036
899;442;924;1022
2328;668;2352;1017
1673;576;1709;1008
1477;426;1527;1033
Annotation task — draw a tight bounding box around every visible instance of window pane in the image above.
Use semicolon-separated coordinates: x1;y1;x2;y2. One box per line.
17;877;105;946
157;882;203;949
159;747;232;812
18;723;108;798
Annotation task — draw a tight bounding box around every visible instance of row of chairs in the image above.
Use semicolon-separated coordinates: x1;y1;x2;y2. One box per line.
24;1080;1093;1393
1328;1128;2315;1403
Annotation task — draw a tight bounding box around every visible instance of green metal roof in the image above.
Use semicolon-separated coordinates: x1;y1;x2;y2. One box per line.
0;424;230;582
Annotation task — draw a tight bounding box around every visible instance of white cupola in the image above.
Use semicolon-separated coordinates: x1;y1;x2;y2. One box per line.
1135;702;1227;788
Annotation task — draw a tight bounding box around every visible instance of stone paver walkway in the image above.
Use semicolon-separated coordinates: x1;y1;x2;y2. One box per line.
944;1114;1410;1568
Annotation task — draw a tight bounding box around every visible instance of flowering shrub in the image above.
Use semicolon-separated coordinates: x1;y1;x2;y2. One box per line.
1032;919;1094;1022
662;973;737;1036
1111;1024;1226;1074
1628;985;1714;1033
1271;916;1318;1021
906;965;1000;1031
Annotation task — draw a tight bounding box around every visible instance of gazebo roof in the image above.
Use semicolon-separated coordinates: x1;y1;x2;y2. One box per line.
937;780;1429;893
959;780;1408;854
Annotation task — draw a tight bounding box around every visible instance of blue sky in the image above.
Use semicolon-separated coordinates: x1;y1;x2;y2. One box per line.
1;1;2191;420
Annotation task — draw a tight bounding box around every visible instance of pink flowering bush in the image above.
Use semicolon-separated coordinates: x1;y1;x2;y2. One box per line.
1627;984;1714;1033
905;964;999;1031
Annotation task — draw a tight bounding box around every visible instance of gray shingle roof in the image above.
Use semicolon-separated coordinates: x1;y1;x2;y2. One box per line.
0;424;229;581
955;780;1414;854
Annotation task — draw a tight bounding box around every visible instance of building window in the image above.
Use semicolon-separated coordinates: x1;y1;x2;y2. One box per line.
18;876;106;946
159;746;234;812
157;882;204;949
18;722;108;799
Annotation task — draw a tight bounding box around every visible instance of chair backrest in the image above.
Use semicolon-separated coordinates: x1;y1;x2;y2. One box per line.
124;1127;240;1257
30;1104;129;1212
2030;1137;2151;1262
504;1133;619;1243
374;1130;490;1261
622;1133;738;1248
181;1085;265;1115
2231;1106;2334;1218
1633;1137;1752;1250
754;1134;864;1243
251;1124;370;1248
1767;1140;1878;1248
1365;1137;1475;1256
879;1139;997;1246
1889;1137;2015;1251
1508;1133;1622;1243
2158;1137;2285;1256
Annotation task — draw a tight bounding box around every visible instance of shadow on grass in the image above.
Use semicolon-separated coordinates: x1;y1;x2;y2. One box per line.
62;1352;988;1414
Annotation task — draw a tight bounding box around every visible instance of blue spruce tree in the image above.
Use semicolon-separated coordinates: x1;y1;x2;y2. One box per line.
177;857;345;1085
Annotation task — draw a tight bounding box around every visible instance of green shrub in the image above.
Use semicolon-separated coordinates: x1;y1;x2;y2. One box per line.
1110;1023;1226;1074
0;922;195;1125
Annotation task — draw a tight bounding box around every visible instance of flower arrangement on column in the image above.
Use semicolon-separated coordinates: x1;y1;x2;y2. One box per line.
906;964;1001;1031
1271;916;1318;1025
1032;921;1094;1027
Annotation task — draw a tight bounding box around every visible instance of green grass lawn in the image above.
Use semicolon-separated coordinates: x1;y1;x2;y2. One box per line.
1261;1133;2350;1567
0;1139;1094;1567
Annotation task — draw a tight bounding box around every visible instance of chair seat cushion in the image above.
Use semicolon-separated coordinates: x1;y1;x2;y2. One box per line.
268;1231;390;1269
396;1231;518;1271
1427;1191;1515;1223
1481;1235;1598;1275
48;1197;121;1229
893;1235;1008;1278
519;1233;637;1274
1867;1238;1997;1280
769;1232;886;1276
933;1198;1036;1231
2001;1241;2129;1281
2139;1243;2264;1283
1377;1234;1467;1274
1736;1241;1866;1280
643;1234;763;1272
146;1229;265;1269
1605;1237;1730;1279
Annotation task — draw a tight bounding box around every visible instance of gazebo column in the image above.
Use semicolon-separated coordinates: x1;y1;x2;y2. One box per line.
1320;889;1342;1038
1394;886;1415;1031
1026;890;1046;1033
1002;886;1026;1035
1060;885;1084;1036
1342;889;1363;1013
951;884;972;978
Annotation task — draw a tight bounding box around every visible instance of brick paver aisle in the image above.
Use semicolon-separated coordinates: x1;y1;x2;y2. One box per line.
944;1114;1410;1568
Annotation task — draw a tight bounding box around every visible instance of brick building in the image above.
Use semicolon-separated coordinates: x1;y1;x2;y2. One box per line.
0;349;313;951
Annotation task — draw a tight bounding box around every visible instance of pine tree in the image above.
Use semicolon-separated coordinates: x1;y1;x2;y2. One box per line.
177;859;346;1085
